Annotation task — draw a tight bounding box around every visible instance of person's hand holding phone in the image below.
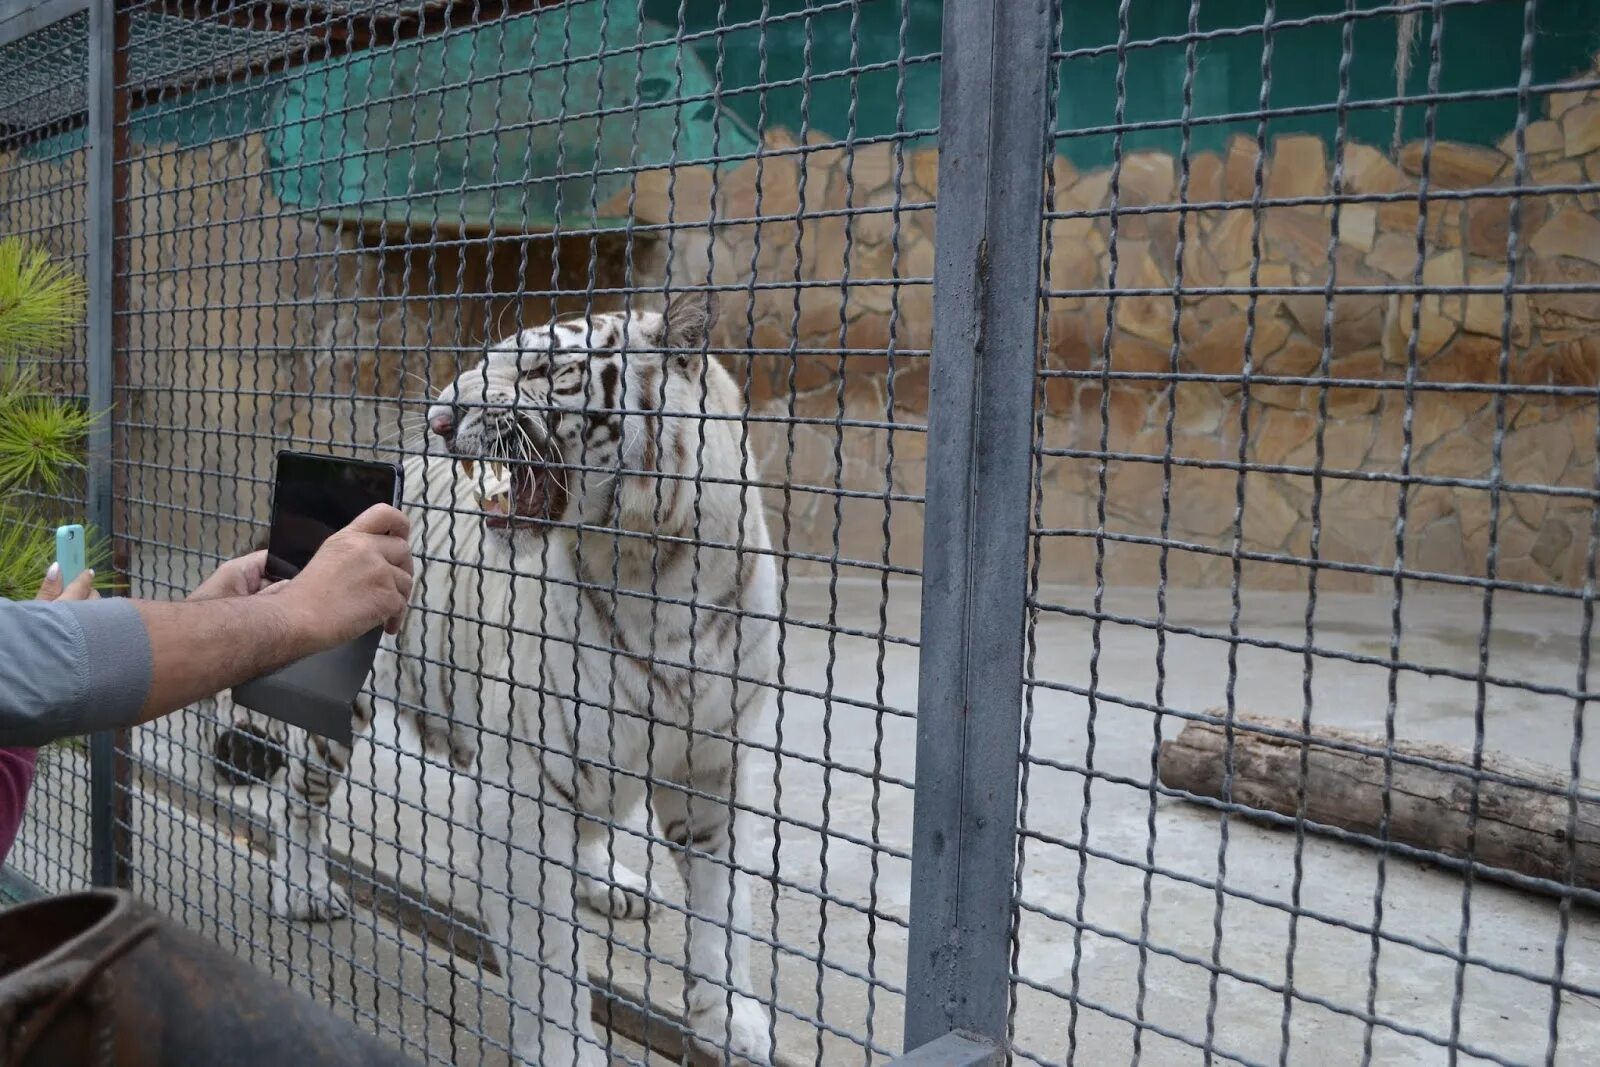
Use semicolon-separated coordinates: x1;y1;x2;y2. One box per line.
36;563;96;603
274;503;414;647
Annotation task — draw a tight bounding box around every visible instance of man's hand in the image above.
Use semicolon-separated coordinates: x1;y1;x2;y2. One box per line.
276;504;414;646
187;550;271;603
100;504;414;727
36;563;97;603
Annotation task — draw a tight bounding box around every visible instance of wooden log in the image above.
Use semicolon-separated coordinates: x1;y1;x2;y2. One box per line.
1157;711;1600;894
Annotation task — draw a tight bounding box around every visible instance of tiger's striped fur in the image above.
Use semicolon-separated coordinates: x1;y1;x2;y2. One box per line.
269;294;778;1065
267;454;655;929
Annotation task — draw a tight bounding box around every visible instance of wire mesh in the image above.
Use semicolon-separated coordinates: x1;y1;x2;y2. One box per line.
5;0;1600;1064
8;0;930;1062
1019;1;1600;1064
0;1;96;903
0;5;340;135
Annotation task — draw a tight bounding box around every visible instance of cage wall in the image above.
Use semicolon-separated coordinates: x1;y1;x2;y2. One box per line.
0;5;95;902
1016;2;1600;1065
8;0;933;1064
2;1;1600;1066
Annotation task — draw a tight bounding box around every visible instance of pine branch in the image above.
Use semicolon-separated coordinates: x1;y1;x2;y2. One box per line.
0;238;99;601
0;239;86;361
0;397;94;494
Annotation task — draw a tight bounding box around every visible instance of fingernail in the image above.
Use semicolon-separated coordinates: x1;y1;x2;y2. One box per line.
45;562;59;581
85;569;95;579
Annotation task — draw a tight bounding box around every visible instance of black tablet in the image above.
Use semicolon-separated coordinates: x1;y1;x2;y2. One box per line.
232;452;404;745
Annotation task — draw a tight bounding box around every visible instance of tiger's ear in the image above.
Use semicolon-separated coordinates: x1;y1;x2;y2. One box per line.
661;289;717;372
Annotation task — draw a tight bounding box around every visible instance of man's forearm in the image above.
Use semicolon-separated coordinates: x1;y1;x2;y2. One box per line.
132;595;319;721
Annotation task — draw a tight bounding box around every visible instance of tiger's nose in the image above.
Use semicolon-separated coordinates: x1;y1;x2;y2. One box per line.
428;410;455;438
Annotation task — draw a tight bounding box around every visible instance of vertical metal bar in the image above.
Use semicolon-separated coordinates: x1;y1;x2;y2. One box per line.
904;0;1053;1050
86;0;130;890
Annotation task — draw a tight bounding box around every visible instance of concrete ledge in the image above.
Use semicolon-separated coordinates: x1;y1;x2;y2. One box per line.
887;1031;1002;1067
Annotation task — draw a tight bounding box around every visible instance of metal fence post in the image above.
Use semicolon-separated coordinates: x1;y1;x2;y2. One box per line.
903;0;1053;1054
86;0;130;890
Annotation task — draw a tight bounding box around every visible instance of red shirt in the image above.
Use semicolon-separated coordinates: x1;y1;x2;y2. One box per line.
0;747;37;864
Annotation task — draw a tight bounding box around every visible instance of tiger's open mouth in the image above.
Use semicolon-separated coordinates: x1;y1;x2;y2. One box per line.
459;455;554;528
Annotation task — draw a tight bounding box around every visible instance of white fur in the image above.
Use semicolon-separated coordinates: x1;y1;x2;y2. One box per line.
270;304;777;1065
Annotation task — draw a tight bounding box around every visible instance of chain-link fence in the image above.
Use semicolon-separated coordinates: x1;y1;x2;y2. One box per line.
0;0;95;904
3;1;1599;1064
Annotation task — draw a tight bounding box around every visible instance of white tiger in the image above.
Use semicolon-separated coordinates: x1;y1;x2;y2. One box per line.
266;293;778;1065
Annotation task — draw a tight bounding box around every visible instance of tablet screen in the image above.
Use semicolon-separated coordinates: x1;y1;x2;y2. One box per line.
266;452;399;581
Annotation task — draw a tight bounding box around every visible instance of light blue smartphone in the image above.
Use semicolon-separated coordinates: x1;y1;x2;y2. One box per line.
54;524;86;586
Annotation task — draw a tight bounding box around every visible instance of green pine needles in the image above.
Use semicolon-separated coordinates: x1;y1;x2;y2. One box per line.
0;240;85;358
0;237;108;603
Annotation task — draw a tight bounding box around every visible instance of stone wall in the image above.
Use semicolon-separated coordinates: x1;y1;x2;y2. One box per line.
672;73;1600;591
3;63;1598;590
1027;80;1600;593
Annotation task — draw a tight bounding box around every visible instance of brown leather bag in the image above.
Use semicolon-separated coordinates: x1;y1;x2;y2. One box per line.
0;889;417;1067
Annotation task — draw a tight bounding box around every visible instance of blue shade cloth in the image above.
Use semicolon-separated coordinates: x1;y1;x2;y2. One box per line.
266;0;757;233
11;3;1599;179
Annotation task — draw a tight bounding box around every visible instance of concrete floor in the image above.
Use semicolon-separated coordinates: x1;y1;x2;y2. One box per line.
1003;581;1600;1067
13;574;1600;1066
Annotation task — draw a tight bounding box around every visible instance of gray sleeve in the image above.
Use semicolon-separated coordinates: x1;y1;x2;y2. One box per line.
0;598;154;747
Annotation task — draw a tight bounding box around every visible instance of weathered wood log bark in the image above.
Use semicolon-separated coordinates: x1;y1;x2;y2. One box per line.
1158;712;1600;894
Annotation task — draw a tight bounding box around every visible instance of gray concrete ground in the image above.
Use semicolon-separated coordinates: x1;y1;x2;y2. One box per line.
13;574;1600;1065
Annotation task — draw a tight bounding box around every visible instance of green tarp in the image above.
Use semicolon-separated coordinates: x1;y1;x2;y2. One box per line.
14;1;1599;213
267;0;756;232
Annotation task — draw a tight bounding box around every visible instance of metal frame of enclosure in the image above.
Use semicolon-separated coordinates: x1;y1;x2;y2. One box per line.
2;1;1596;1064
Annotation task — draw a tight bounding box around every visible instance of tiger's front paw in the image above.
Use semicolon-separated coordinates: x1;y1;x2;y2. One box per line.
270;877;351;922
689;993;773;1065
